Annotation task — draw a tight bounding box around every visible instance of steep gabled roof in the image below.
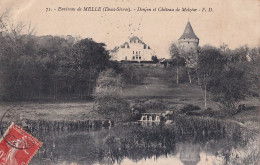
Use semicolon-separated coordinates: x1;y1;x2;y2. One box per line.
111;36;152;52
121;42;130;48
130;36;144;44
179;21;199;40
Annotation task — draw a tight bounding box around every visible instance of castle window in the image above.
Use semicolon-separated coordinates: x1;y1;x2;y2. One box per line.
188;42;190;44
127;45;130;48
139;56;141;59
136;51;138;54
132;56;135;60
133;51;135;54
144;45;146;49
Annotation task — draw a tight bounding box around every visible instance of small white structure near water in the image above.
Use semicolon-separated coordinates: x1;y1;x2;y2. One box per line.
140;113;162;122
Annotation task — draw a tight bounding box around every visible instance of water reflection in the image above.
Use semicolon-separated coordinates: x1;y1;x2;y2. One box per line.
24;122;245;165
179;143;200;165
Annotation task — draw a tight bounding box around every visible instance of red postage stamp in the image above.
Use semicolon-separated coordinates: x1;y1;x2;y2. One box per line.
0;123;42;165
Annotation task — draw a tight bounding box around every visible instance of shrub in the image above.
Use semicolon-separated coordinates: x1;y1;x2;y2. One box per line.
200;108;226;117
210;65;249;115
121;65;148;85
180;104;201;113
95;96;132;122
94;69;132;122
132;100;166;112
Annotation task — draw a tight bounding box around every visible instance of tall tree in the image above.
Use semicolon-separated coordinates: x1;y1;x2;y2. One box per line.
37;35;73;99
210;65;249;114
0;22;39;100
66;38;110;98
230;45;248;63
197;46;227;109
184;51;198;84
0;10;9;35
169;43;181;85
169;43;198;84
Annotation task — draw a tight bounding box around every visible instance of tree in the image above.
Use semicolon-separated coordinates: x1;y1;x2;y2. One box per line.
247;47;260;96
228;46;259;97
0;22;39;100
229;45;248;63
151;55;159;63
0;10;8;32
66;38;110;98
184;51;198;84
169;43;198;84
248;46;260;62
94;69;132;121
197;46;227;109
121;64;147;85
169;43;181;85
37;35;73;99
219;42;230;53
0;11;47;100
210;65;249;114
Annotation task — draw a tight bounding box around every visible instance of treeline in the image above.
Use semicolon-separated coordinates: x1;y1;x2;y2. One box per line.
168;44;260;94
0;33;117;101
167;44;260;113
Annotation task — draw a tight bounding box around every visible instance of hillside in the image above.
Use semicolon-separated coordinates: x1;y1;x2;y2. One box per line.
0;74;258;121
123;77;204;98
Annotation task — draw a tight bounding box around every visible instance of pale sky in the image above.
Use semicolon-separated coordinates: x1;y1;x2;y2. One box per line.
0;0;259;58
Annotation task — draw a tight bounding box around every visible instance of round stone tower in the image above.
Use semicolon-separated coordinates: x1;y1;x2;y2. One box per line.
178;21;199;53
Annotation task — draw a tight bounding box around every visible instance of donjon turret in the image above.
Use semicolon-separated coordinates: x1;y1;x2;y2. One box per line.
178;21;199;53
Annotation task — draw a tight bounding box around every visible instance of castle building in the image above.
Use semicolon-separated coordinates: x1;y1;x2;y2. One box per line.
178;21;199;53
110;36;155;62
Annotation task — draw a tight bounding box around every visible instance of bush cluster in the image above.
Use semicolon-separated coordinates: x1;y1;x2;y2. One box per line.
180;104;201;113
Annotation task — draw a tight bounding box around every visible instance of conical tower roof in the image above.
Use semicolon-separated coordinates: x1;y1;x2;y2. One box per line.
179;21;199;39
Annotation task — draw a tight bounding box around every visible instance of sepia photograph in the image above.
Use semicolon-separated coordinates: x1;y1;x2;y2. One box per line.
0;0;259;164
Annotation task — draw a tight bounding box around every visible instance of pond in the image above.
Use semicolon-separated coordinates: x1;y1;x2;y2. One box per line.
25;121;251;165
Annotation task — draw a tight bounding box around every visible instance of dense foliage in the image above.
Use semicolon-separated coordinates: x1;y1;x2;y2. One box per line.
94;69;132;121
169;42;259;113
0;33;111;101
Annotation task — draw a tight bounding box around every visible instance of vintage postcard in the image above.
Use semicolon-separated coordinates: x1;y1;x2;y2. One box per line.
0;0;259;165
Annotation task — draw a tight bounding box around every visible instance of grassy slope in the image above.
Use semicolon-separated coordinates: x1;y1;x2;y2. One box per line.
122;77;220;109
122;77;202;98
0;75;258;122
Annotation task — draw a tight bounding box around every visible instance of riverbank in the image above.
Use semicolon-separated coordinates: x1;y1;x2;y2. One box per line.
0;98;258;133
0;99;258;165
0;97;258;121
23;108;258;165
0;101;100;121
